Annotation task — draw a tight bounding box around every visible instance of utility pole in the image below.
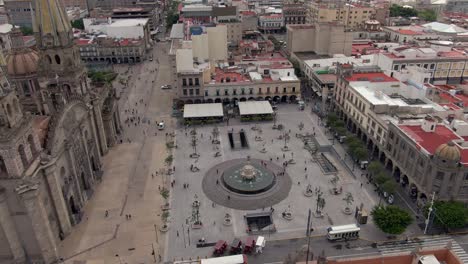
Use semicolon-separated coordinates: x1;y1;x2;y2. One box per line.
151;243;157;262
424;192;436;235
154;224;159;243
306;209;313;264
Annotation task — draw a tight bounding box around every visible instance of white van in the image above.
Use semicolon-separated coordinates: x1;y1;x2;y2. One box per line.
158;122;165;130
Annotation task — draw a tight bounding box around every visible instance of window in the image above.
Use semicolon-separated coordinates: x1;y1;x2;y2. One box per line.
182;79;187;86
249;88;253;95
195;78;199;85
183;89;187;95
241;88;245;95
18;144;28;168
430;64;435;70
195;89;199;95
225;90;228;96
450;173;456;181
189;78;193;86
233;89;237;95
27;135;37;157
275;87;279;93
436;171;444;180
267;87;270;93
283;87;287;93
189;89;193;95
55;55;61;64
216;89;220;96
292;87;296;92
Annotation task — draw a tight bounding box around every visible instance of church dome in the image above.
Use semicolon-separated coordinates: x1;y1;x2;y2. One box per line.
435;141;461;162
6;49;39;77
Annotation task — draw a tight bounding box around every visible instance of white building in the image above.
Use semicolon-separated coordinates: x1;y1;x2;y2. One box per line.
258;13;284;33
192;25;228;62
375;46;468;85
83;18;150;39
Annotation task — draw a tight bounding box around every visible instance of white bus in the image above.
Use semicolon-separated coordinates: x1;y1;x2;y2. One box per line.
326;224;360;241
173;254;247;264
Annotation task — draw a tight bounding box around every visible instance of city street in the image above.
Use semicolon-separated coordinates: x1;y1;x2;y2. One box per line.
58;39;175;264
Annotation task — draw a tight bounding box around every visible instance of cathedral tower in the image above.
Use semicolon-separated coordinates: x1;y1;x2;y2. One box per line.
34;0;89;110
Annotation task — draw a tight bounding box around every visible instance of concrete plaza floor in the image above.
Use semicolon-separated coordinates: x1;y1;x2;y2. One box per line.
166;104;394;261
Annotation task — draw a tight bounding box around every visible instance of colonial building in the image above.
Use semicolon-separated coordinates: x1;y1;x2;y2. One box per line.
0;0;122;262
76;37;146;64
283;3;307;25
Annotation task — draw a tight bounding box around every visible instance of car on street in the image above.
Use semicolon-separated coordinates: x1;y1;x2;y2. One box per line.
158;122;165;130
161;84;172;89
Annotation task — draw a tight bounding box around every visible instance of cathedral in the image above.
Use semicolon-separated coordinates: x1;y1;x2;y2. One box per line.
0;0;122;263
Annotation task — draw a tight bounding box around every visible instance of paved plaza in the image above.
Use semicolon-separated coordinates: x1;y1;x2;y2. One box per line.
165;104;395;261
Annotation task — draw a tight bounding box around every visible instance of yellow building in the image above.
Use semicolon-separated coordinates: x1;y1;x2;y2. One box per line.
307;2;375;30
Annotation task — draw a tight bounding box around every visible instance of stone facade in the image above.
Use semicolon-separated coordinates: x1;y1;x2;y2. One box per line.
0;0;122;262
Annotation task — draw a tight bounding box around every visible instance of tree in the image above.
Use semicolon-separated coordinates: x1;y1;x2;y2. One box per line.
368;161;383;176
20;26;33;36
371;205;413;235
343;192;354;210
381;180;397;195
389;4;418;17
345;135;359;146
375;172;390;186
88;70;117;84
351;147;367;161
335;126;347;137
418;9;437;21
426;201;468;229
327;113;338;126
71;18;84;30
160;187;169;206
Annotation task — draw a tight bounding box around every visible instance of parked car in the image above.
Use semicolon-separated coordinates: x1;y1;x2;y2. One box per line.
161;85;172;89
158;122;165;130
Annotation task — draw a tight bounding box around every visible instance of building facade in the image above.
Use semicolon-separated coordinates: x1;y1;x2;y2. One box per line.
286;23;353;56
375;48;468;85
76;37;146;64
307;2;375;30
283;3;307;25
0;0;122;262
4;0;33;28
258;14;284;33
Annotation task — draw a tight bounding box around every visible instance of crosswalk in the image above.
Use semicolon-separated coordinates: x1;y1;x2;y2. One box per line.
377;235;468;263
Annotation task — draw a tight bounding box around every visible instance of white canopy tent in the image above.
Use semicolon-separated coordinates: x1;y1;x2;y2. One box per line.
183;103;224;119
238;101;274;116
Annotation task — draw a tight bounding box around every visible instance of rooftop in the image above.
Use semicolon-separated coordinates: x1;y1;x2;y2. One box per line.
108;18;149;27
75;37;144;47
398;124;468;160
345;72;398;82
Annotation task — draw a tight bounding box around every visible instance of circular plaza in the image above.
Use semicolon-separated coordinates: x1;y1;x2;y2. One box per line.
202;158;292;210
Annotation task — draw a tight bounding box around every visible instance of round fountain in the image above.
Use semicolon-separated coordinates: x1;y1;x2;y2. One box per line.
222;160;276;195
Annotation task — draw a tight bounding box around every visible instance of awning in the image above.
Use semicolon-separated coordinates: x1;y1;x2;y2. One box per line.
183;103;224;118
238;101;273;116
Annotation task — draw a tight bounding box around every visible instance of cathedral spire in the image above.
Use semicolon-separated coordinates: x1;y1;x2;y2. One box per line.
34;0;73;49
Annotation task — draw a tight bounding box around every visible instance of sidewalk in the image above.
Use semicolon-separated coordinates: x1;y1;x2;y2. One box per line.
304;104;422;239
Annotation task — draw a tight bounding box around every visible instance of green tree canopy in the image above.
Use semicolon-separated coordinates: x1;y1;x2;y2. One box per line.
381;180;397;195
375;172;390;185
20;26;33;36
418;9;437;21
351;147;367;161
389;4;418;17
368;161;383;175
372;205;413;235
335;126;347;136
88;71;117;84
327;113;338;126
71;18;84;30
426;201;468;229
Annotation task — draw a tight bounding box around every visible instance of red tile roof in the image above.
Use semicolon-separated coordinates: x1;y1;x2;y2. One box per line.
213;68;249;83
345;72;398;82
398;29;422;35
399;124;462;155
